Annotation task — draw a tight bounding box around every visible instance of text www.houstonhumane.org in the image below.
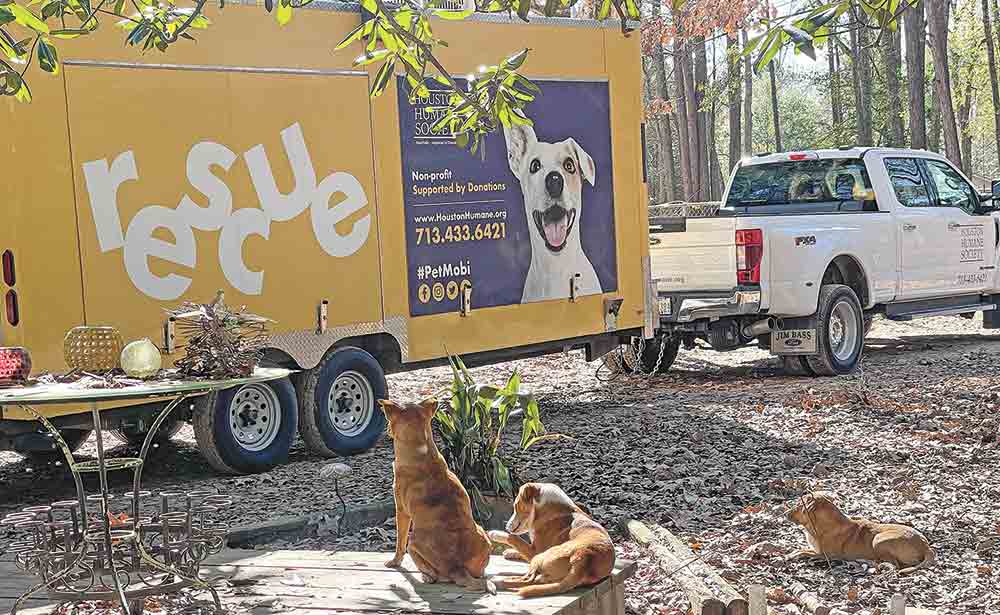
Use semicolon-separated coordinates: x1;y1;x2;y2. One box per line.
412;208;508;224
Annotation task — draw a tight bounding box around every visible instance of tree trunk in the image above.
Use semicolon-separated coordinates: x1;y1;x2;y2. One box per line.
727;34;742;172
673;33;693;200
851;8;875;146
681;39;702;199
742;30;753;156
985;0;1000;168
958;80;974;176
829;33;844;132
769;61;782;152
882;25;905;146
927;0;963;167
905;1;928;149
929;72;942;152
649;0;676;202
694;37;710;200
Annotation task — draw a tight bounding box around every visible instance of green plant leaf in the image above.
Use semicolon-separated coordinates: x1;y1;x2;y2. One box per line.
502;48;528;70
275;0;292;25
9;4;48;33
37;37;57;73
370;57;395;96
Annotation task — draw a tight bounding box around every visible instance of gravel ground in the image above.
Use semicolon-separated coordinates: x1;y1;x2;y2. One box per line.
2;315;999;614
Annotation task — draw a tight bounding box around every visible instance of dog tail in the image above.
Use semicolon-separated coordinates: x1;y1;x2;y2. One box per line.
516;562;589;599
897;548;936;576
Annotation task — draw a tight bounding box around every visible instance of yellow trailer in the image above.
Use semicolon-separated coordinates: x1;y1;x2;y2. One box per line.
0;0;652;473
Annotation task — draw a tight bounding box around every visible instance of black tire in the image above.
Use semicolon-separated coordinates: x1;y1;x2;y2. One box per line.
806;284;865;376
298;347;388;458
634;336;681;374
192;377;298;475
781;356;815;376
22;429;92;461
863;313;874;338
112;419;184;447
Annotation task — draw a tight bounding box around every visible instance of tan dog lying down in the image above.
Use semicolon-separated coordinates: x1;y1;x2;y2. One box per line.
488;483;615;598
380;400;494;592
787;492;935;575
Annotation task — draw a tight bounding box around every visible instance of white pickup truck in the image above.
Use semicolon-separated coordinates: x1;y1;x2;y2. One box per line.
644;147;1000;376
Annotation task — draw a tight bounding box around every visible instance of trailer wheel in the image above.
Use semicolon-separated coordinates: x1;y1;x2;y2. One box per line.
806;284;864;376
192;377;298;475
634;336;680;374
22;429;92;460
298;347;387;458
113;419;184;447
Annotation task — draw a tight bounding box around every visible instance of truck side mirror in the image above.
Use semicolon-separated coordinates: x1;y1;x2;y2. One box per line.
992;179;1000;200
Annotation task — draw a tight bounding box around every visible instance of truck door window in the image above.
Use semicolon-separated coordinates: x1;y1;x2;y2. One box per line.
924;160;979;213
884;158;932;208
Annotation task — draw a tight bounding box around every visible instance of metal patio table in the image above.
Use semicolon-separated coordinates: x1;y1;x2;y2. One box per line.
0;368;291;615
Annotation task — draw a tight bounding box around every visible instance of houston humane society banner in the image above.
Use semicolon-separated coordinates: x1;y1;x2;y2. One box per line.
397;77;618;317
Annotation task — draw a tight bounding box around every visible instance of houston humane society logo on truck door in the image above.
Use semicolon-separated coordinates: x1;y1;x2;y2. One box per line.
81;123;372;300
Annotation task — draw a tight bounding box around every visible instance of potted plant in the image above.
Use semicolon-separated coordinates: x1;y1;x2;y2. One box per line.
433;355;562;529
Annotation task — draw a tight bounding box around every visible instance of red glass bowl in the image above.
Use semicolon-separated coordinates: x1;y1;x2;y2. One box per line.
0;346;32;384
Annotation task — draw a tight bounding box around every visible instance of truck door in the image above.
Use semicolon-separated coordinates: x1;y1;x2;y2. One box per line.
921;159;996;295
886;157;952;299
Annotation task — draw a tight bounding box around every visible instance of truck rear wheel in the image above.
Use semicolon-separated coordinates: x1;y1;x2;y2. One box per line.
192;378;299;474
807;284;864;376
297;347;387;458
113;420;184;447
22;428;92;461
781;356;814;376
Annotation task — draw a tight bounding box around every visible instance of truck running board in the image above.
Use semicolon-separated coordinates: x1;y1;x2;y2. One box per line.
886;300;997;322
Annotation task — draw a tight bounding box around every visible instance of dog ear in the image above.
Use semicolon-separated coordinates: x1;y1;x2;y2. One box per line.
503;123;537;178
569;138;596;186
417;398;439;419
521;483;541;502
378;400;401;419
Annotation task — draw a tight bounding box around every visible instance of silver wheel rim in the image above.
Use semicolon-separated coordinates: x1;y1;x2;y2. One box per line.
329;371;375;437
229;384;282;452
829;299;859;363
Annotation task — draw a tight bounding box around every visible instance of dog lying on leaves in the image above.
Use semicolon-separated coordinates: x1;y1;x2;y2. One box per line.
380;400;495;593
786;491;935;575
488;482;615;598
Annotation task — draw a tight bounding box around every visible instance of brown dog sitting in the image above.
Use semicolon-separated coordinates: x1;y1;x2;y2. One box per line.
488;482;615;598
380;400;494;592
786;491;935;575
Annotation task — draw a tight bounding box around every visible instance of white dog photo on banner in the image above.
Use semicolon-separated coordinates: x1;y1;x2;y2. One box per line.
503;122;602;304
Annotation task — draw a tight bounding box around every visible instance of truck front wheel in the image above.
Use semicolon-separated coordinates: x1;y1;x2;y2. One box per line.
192;378;299;474
807;284;865;376
297;347;387;458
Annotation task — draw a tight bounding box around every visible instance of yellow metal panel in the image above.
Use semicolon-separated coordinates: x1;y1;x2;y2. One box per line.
0;71;85;372
63;65;383;347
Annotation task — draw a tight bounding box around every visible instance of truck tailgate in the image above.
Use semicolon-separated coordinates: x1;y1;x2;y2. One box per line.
650;217;736;292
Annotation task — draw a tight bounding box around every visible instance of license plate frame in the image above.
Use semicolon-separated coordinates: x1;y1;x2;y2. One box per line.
771;328;818;355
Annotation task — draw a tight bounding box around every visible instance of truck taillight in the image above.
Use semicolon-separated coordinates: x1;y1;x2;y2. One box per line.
736;229;763;285
1;250;13;286
5;290;19;327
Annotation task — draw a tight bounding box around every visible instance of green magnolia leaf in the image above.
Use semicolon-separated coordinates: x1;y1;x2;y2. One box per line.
37;38;57;73
9;4;48;33
515;0;529;20
752;29;781;74
502;48;528;70
335;20;370;50
354;47;392;66
275;0;292;25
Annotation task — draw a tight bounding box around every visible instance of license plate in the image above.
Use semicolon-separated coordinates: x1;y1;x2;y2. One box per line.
658;297;672;316
771;328;817;355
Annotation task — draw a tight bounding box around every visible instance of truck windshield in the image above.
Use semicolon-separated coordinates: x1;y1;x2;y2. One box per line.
725;159;876;213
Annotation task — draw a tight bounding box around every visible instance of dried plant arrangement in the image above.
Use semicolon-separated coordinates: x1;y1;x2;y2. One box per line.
165;291;272;379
